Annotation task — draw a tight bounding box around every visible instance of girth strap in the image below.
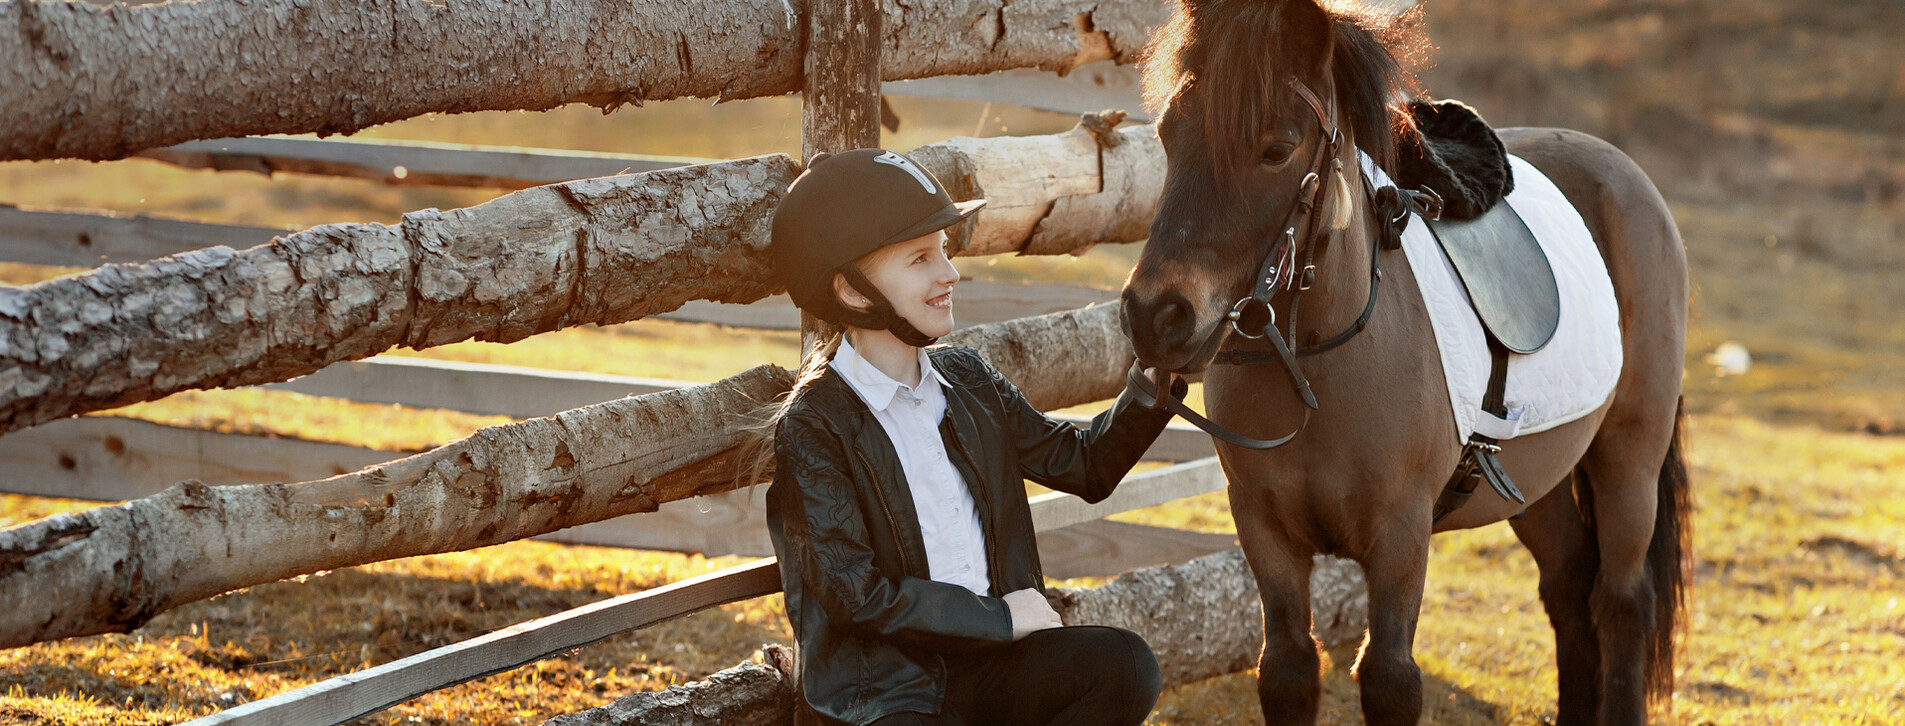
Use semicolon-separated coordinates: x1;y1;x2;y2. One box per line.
1432;336;1527;525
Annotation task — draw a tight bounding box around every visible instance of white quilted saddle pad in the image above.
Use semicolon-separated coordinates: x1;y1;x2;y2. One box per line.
1363;152;1623;442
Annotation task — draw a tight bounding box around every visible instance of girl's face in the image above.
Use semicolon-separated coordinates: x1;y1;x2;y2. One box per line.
841;230;959;339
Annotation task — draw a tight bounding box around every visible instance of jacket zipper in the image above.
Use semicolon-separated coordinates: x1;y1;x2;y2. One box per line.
946;432;1012;593
854;448;913;577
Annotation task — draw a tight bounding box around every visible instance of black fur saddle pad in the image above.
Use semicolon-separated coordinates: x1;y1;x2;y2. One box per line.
1395;100;1513;221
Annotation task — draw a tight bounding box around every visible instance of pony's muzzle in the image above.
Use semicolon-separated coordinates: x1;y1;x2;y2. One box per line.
1122;287;1202;371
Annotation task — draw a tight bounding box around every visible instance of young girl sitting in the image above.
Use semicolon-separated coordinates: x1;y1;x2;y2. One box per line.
763;148;1184;726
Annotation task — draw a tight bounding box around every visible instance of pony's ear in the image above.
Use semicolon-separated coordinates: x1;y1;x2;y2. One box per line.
1283;0;1337;83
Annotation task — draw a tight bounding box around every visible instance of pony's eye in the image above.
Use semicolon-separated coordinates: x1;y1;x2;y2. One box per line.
1260;142;1296;166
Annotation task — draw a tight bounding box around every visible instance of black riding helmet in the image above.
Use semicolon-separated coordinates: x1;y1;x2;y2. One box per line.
770;148;986;346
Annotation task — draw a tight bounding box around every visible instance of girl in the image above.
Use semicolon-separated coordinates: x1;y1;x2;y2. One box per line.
763;148;1185;726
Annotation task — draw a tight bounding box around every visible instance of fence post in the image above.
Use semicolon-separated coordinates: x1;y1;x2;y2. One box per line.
795;0;883;364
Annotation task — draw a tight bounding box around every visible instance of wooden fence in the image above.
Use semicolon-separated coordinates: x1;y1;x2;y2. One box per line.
0;0;1371;722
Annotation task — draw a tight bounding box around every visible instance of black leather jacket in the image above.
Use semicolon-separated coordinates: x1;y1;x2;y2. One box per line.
765;346;1176;725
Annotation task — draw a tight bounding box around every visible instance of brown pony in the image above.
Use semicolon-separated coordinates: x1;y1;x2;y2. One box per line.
1120;0;1690;724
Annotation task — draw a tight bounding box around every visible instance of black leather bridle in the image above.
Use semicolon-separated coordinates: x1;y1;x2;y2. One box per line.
1131;78;1439;450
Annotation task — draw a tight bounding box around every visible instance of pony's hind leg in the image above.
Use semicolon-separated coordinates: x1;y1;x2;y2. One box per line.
1511;474;1603;726
1350;529;1431;726
1574;404;1689;726
1229;490;1323;725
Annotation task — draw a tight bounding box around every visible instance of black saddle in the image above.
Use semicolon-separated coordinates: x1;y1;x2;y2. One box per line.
1426;204;1560;354
1396;98;1560;354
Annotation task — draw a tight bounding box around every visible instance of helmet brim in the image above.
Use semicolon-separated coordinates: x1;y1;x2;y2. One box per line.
878;198;988;249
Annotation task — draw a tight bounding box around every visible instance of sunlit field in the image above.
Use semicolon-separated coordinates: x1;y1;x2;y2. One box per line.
5;409;1898;725
5;0;1904;723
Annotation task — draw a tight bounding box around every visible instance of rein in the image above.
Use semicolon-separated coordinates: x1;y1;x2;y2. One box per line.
1133;79;1442;450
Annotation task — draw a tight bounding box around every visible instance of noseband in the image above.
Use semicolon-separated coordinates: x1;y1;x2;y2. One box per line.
1132;78;1440;450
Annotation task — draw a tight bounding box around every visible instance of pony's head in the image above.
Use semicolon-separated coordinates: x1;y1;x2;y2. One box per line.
1122;0;1426;372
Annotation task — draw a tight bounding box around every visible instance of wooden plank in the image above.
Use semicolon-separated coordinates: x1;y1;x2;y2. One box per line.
180;557;783;726
258;357;688;419
537;485;775;558
654;281;1116;331
0;416;395;501
883;60;1150;122
0;204;284;268
137;136;701;190
259;356;1207;460
1036;520;1236;580
539;456;1229;562
0;415;778;557
655;298;803;331
0;400;1209;559
0;204;1116;337
529;450;1220;561
1027;456;1227;533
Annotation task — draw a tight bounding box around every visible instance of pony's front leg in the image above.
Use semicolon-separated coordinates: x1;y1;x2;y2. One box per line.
1231;490;1323;725
1352;526;1431;726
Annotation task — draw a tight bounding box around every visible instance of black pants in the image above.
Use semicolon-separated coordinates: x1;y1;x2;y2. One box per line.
865;626;1163;726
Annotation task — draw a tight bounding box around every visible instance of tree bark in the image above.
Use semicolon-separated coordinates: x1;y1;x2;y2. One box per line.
0;365;791;649
0;301;1139;649
911;113;1164;258
0;0;1167;162
544;645;797;726
0;155;795;437
800;0;882;161
940;301;1128;411
536;552;1371;725
0;125;1164;438
1055;550;1371;683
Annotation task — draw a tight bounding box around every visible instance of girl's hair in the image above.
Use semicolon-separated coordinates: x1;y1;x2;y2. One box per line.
737;325;846;488
786;328;848;408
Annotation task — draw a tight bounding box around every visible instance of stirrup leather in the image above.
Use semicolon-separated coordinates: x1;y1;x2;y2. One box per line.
1431;337;1527;525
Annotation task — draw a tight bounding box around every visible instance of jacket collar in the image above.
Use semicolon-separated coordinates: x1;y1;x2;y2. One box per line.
831;337;945;413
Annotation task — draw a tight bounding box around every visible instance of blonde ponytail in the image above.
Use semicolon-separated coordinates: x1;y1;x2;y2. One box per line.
737;328;846;489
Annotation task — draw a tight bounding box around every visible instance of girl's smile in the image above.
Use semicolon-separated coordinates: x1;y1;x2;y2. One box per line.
855;230;960;339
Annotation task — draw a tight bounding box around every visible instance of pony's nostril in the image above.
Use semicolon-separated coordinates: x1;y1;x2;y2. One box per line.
1155;295;1195;348
1124;289;1199;362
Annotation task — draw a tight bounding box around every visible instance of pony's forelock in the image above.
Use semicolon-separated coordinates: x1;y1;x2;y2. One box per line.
1138;0;1432;185
1139;5;1196;120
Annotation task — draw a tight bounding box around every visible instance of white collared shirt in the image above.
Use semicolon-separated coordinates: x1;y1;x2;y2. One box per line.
831;338;991;596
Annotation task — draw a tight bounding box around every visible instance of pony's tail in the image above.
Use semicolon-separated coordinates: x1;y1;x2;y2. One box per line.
1645;397;1692;704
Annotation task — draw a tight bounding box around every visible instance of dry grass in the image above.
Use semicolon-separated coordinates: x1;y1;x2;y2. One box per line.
7;412;1897;724
0;520;785;725
1150;414;1905;726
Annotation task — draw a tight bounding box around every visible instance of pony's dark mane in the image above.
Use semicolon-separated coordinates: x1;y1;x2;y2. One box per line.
1142;0;1431;186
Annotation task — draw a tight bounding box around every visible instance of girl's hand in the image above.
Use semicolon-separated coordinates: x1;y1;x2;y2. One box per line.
1003;588;1063;641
